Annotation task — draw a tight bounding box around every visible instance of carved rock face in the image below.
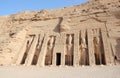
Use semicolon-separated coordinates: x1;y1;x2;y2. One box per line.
60;24;70;32
111;9;120;19
0;0;120;67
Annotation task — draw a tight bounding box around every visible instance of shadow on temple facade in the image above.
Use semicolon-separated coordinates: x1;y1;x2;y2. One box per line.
115;38;120;64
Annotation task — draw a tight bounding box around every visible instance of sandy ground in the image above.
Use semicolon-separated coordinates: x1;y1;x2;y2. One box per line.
0;65;120;78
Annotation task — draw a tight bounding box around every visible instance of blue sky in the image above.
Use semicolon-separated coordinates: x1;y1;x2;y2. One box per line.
0;0;88;16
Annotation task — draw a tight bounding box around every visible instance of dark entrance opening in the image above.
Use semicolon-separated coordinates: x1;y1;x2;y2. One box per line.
56;53;61;66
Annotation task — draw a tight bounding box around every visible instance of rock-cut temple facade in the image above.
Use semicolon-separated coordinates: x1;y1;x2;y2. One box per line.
0;0;120;67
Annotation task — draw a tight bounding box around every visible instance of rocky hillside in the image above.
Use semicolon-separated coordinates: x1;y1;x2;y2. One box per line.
0;0;120;66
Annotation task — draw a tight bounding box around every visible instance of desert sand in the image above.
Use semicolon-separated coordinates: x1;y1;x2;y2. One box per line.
0;66;120;78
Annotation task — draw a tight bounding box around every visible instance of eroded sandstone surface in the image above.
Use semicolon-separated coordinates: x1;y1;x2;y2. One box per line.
0;0;120;67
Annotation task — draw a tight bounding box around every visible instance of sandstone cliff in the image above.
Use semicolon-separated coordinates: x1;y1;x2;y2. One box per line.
0;0;120;66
